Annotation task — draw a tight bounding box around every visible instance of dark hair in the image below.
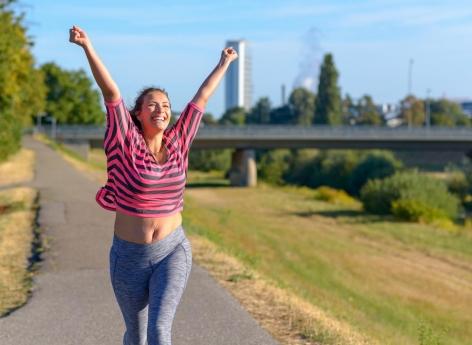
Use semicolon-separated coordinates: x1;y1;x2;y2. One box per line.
129;87;171;131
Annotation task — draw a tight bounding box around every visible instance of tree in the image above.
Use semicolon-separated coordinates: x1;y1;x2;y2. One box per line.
356;95;383;125
288;87;316;125
247;97;271;124
270;105;293;124
430;99;470;127
341;93;356;125
202;112;217;125
313;53;342;125
0;1;45;161
399;95;425;127
218;106;247;125
41;62;104;125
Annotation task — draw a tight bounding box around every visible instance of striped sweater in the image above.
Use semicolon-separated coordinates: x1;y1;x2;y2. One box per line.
95;97;204;217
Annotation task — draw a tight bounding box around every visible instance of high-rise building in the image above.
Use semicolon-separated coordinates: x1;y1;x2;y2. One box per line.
225;39;252;111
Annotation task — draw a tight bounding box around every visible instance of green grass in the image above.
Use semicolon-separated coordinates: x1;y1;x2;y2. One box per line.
183;171;472;345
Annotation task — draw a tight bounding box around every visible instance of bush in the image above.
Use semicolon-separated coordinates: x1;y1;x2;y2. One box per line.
391;199;449;222
445;170;469;202
311;150;361;190
313;186;358;205
188;149;231;172
258;149;290;185
360;170;461;221
283;149;318;186
349;151;402;196
287;150;362;191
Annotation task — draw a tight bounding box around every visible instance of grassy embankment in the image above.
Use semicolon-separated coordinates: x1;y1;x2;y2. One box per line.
36;136;472;345
184;171;472;345
0;149;39;317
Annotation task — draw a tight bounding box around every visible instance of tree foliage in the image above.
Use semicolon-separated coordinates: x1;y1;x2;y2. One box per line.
270;104;293;124
202;112;217;125
0;1;45;161
218;106;247;125
313;53;342;125
257;149;291;185
41;62;104;125
399;95;425;127
429;98;470;127
288;87;316;125
356;95;383;125
341;93;356;125
247;97;271;124
189;149;231;172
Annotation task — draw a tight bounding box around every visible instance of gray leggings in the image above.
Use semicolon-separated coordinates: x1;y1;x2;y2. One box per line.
109;225;192;345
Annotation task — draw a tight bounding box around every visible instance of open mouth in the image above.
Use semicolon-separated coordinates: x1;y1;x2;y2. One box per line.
151;116;166;122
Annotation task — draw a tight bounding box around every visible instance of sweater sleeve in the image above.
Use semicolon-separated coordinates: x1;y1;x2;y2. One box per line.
171;102;204;155
103;98;134;153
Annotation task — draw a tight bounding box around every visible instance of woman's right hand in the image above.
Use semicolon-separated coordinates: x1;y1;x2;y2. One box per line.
69;25;90;47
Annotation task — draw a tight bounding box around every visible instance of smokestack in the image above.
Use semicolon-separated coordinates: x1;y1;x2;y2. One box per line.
281;84;286;105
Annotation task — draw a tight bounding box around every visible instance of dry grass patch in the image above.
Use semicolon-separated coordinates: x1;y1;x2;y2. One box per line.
0;149;34;186
0;187;38;317
0;148;39;317
189;234;375;345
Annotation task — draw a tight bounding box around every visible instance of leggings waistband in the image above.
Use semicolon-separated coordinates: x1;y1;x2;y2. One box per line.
111;225;186;260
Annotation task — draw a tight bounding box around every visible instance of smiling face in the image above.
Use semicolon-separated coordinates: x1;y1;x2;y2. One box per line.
136;91;171;133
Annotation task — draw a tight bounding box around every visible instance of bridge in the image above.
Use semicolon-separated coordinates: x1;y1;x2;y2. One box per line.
37;125;472;187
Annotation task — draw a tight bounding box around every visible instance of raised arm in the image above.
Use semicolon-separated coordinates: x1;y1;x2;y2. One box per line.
191;47;238;109
69;25;120;102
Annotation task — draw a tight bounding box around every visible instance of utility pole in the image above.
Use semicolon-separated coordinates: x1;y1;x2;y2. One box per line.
406;58;414;129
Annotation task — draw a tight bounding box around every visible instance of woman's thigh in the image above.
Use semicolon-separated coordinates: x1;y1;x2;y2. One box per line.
110;247;151;317
147;239;192;336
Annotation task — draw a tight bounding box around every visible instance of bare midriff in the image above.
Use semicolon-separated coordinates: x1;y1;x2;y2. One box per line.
114;210;183;244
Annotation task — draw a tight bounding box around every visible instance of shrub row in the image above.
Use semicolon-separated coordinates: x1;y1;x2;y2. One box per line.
360;170;461;222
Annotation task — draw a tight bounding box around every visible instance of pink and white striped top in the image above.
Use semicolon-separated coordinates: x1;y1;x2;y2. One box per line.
95;97;204;218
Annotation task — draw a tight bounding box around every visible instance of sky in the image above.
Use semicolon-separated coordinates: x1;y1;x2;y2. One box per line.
17;0;472;117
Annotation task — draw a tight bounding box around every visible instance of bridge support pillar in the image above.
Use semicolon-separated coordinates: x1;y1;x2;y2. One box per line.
229;149;257;187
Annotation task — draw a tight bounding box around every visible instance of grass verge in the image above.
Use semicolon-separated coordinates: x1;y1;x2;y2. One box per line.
0;148;40;317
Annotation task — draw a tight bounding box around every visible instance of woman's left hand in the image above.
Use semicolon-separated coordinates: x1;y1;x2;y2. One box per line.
220;47;238;65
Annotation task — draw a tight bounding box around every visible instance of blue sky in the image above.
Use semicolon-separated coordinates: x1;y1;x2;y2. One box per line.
20;0;472;117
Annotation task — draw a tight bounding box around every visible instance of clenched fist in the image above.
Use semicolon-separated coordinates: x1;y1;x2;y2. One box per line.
220;47;238;65
69;25;90;47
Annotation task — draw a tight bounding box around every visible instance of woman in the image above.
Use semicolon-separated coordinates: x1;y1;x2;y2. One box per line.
69;25;237;345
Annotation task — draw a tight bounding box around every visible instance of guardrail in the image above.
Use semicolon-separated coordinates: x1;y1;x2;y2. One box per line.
37;124;472;141
35;124;472;152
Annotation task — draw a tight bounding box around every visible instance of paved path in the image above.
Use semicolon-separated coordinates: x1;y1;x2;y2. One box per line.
0;136;279;345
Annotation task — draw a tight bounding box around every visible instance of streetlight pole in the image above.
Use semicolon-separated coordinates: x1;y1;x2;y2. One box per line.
408;58;414;96
406;58;414;129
